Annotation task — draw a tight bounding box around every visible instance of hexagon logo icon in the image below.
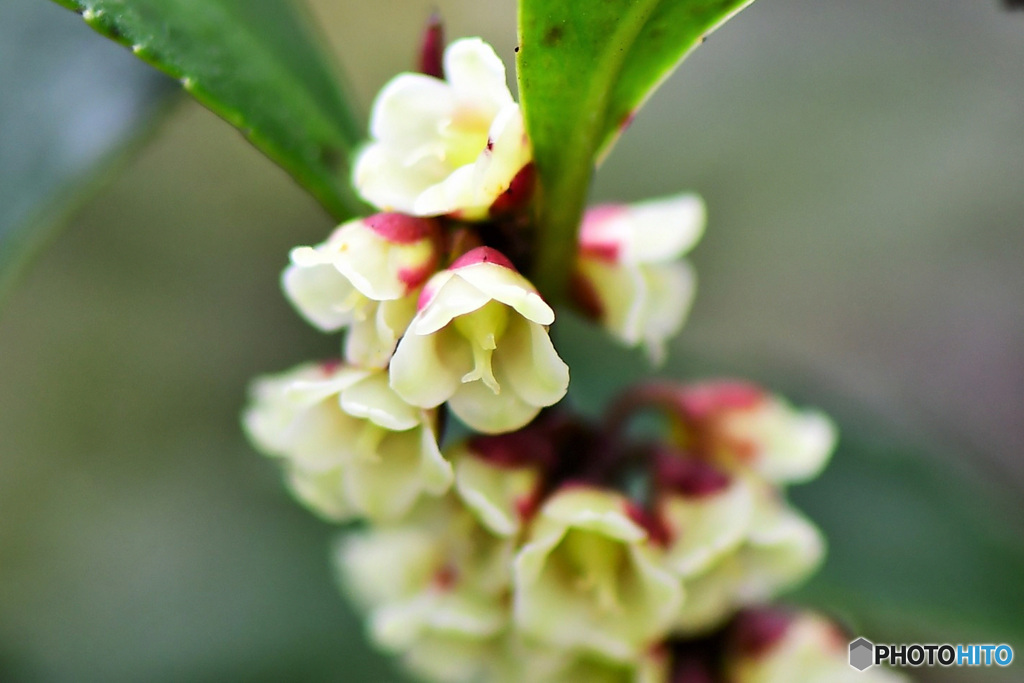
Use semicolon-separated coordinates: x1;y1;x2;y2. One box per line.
849;637;874;671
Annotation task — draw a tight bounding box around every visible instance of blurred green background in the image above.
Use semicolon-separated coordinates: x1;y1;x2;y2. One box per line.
1;0;1022;681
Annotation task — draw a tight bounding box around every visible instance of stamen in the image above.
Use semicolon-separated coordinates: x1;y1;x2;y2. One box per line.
454;301;509;394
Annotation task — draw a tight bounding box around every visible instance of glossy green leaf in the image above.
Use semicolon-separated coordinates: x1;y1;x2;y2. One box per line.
51;0;366;221
0;0;175;303
517;0;754;299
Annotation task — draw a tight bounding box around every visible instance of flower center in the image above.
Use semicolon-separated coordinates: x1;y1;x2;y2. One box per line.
453;300;509;394
561;530;625;614
439;105;492;170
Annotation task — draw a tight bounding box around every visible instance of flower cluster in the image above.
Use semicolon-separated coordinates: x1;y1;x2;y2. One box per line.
243;28;899;683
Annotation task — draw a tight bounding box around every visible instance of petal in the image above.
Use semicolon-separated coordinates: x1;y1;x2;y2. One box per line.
328;222;402;300
343;427;450;521
281;257;358;331
638;260;696;364
577;257;645;344
412;161;481;218
497;317;570;410
418;419;454;495
541;488;647;542
453;262;554;325
478;104;530;197
390;326;472;408
454;449;539;537
369;73;455;146
584;194;705;264
335;526;441;608
353;143;435;214
413;271;493;335
447;362;542;434
443;38;514;113
340;369;421;431
284;466;354;522
662;476;755;577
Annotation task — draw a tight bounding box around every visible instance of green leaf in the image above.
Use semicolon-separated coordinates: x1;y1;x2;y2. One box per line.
52;0;366;221
517;0;754;300
0;0;176;303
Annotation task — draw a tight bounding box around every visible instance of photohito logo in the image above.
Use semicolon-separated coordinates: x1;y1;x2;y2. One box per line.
849;638;1014;670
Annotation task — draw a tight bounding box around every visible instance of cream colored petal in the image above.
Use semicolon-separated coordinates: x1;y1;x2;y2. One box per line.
621;194;705;263
513;523;681;660
497;317;570;409
673;559;743;634
443;38;514;112
412;163;479;218
329;223;404;300
541;488;647;542
343;427;451;521
662;476;755;577
447;362;541;434
454;450;538;537
578;257;645;344
413;272;493;335
353;143;433;214
417;419;454;495
281;258;359;331
478;104;530;195
335;527;441;608
283;466;354;522
341;370;421;431
243;363;366;459
277;399;362;471
745;404;837;485
454;262;554;325
639;260;696;364
738;501;825;601
390;326;471;408
403;632;499;683
368;73;455;146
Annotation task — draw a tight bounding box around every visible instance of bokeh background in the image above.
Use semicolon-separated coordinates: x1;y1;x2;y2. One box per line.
1;0;1022;680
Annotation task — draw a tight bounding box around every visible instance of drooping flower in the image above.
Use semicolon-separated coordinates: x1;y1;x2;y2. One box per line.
660;474;825;635
282;213;441;368
512;486;682;661
242;361;451;521
451;435;547;537
354;37;531;220
725;609;908;682
573;194;705;363
390;247;569;434
668;381;837;485
336;497;513;682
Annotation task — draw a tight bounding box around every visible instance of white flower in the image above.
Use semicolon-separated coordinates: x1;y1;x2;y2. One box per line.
354;37;531;220
390;247;569;434
672;381;837;485
242;362;451;521
662;477;825;634
574;194;705;363
336;498;513;682
726;610;908;683
452;439;543;537
512;486;682;661
282;213;441;368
